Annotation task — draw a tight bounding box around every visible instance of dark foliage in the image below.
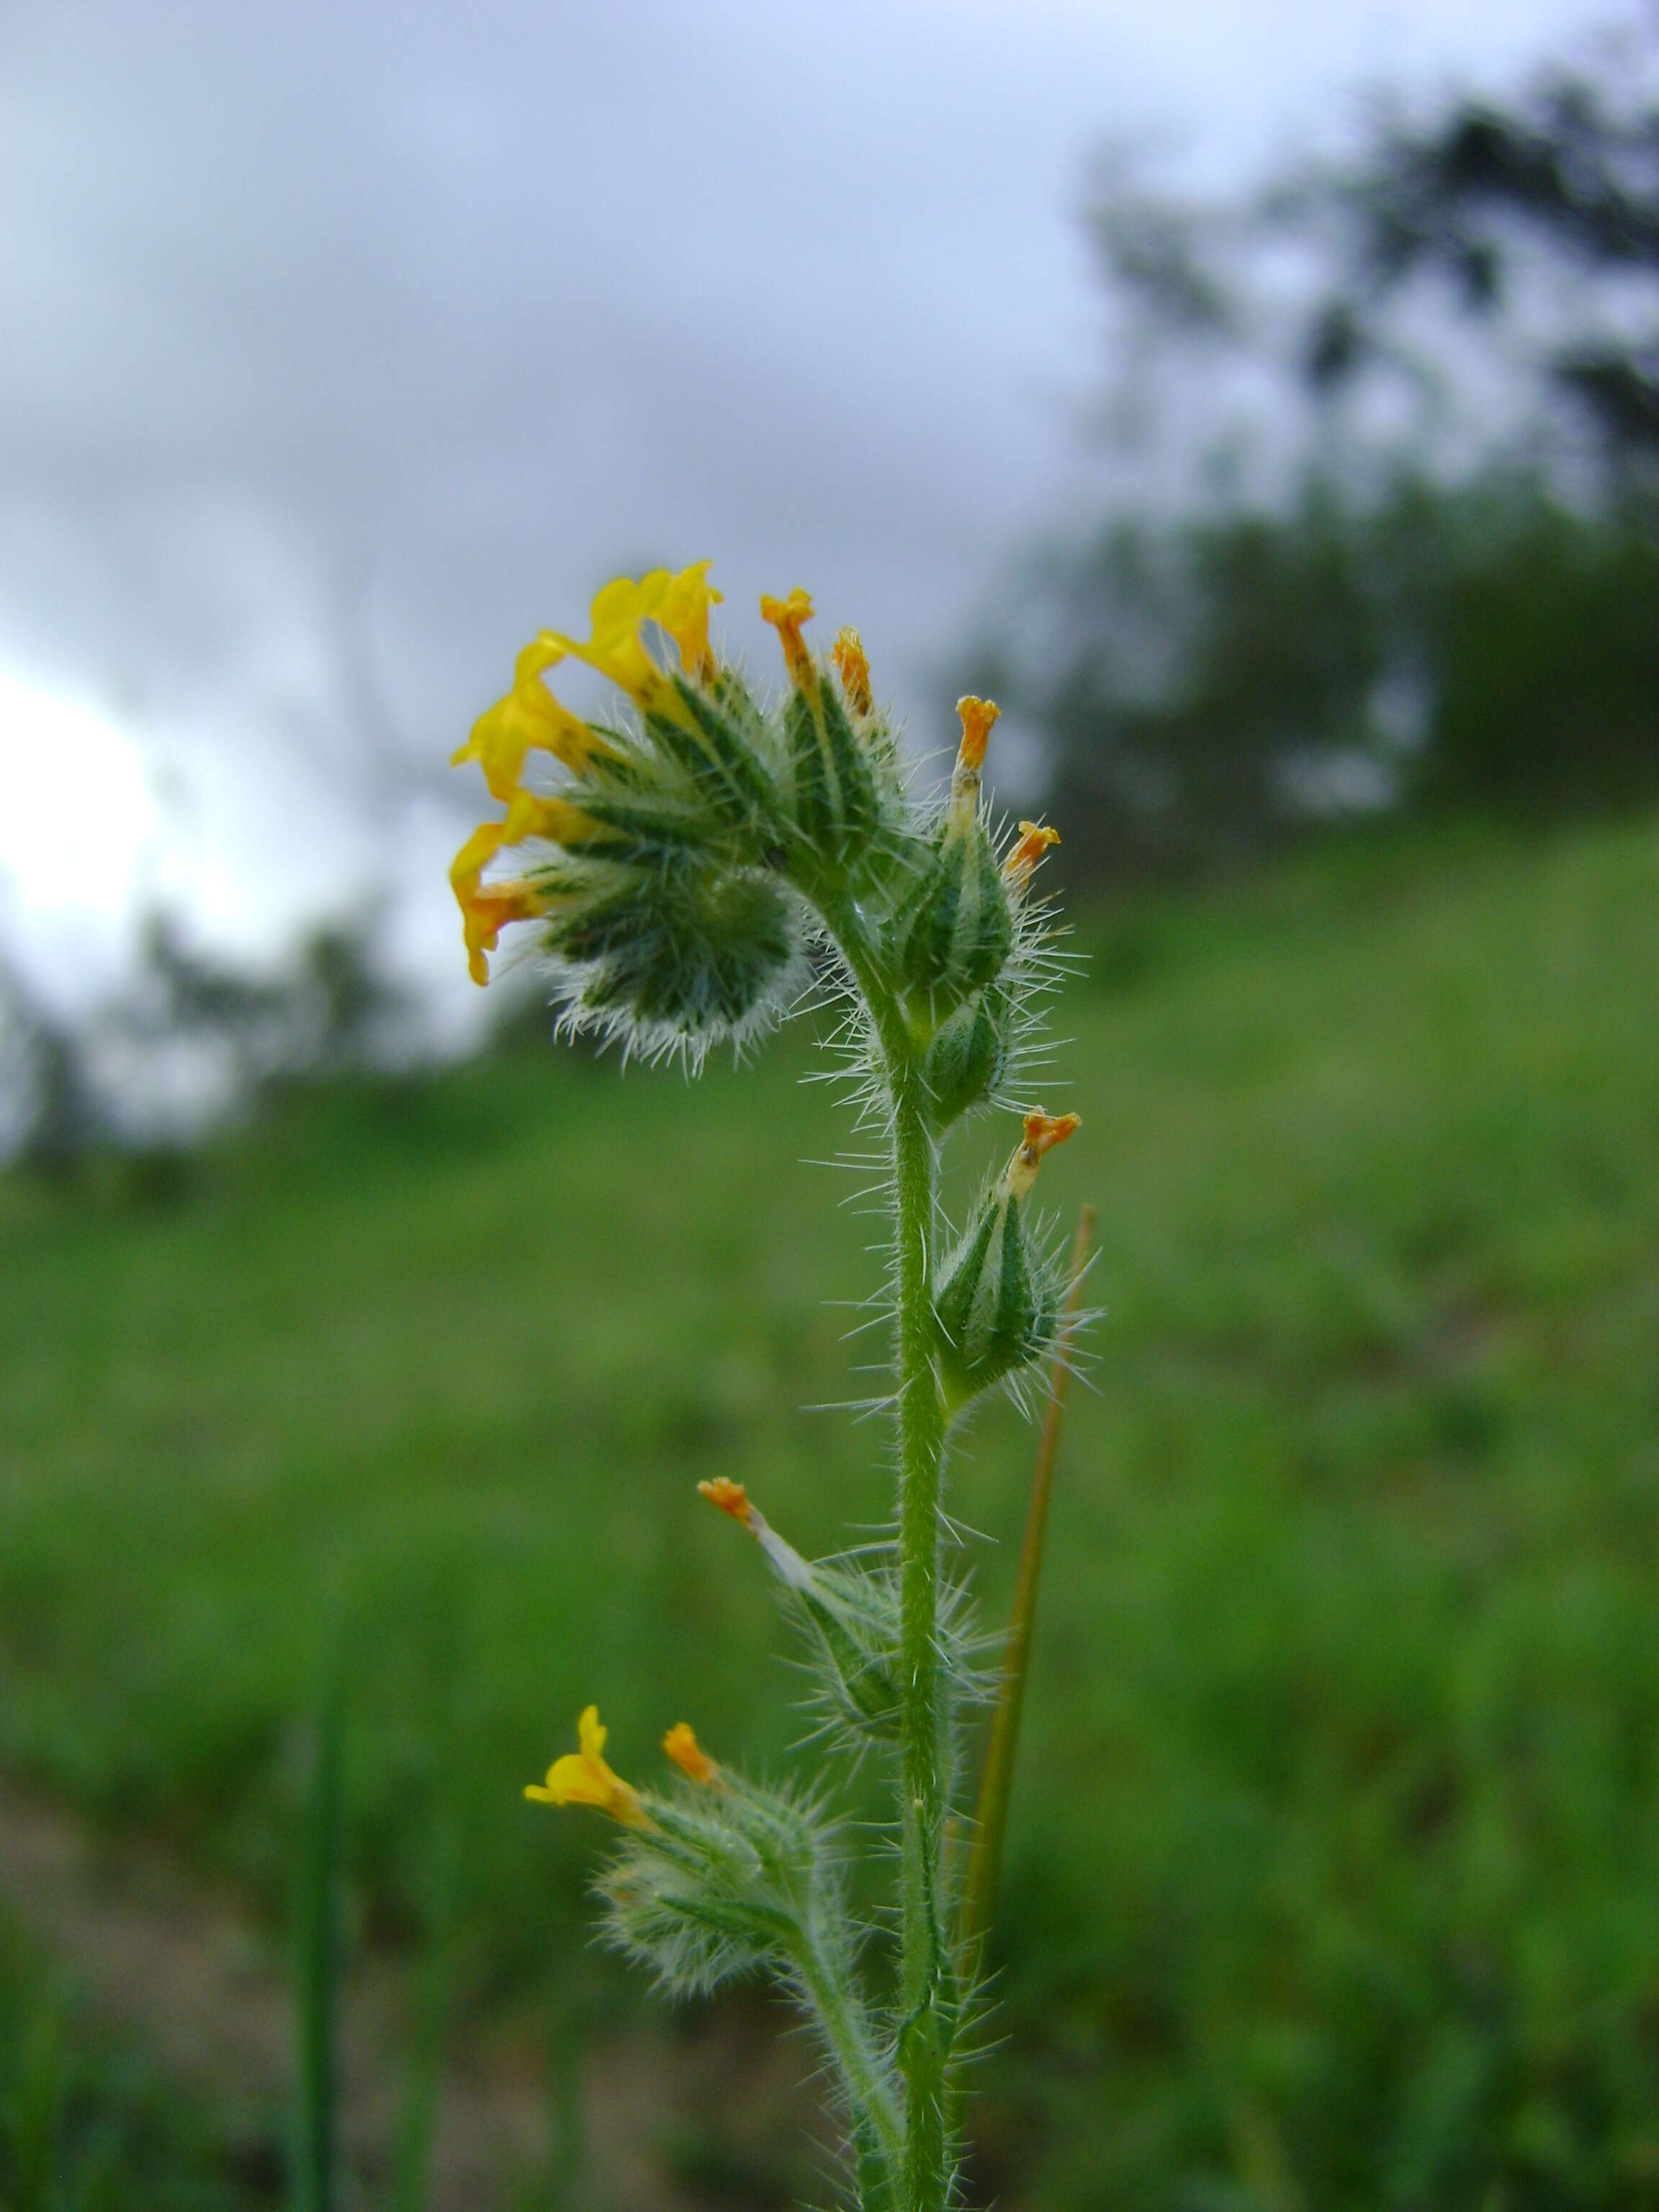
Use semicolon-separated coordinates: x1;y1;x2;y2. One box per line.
985;477;1658;879
1318;58;1659;470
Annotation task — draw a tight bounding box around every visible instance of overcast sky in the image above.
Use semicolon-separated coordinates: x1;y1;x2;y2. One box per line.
0;0;1615;1020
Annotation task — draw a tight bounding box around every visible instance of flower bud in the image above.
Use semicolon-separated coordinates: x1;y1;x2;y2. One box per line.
894;698;1015;1007
830;627;873;719
897;825;1012;1010
932;1111;1080;1403
761;590;879;863
1003;819;1060;894
920;989;1010;1130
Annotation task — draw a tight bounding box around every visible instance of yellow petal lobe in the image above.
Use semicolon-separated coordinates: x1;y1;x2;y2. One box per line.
831;627;872;716
759;588;816;687
1004;819;1061;889
451;636;610;801
524;1704;647;1824
698;1477;753;1527
662;1722;721;1786
547;562;721;713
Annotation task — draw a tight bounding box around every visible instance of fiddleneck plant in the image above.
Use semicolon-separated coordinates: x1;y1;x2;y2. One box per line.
451;562;1079;2212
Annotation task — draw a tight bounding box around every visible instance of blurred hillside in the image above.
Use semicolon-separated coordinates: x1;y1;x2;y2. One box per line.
4;815;1658;2208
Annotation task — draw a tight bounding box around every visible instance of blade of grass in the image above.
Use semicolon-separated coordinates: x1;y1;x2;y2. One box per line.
958;1206;1096;1979
545;1997;588;2211
293;1672;343;2212
388;1818;454;2212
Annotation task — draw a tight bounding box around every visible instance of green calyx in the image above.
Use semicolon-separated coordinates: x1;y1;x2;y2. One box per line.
920;989;1012;1130
932;1187;1061;1406
896;824;1013;1016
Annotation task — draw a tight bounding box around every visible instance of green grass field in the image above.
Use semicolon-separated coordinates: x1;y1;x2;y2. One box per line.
4;818;1659;2209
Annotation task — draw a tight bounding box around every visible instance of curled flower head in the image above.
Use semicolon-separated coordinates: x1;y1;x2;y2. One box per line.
760;588;816;688
1004;819;1061;891
1005;1109;1081;1200
698;1476;753;1526
662;1722;721;1786
831;626;872;717
525;1705;647;1824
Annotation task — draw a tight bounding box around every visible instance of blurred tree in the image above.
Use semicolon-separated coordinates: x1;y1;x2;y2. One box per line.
135;909;293;1079
1089;19;1659;495
984;19;1659;875
0;960;102;1180
289;911;408;1074
1292;37;1659;479
984;472;1658;877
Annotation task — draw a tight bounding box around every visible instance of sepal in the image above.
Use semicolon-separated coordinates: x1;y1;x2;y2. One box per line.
896;823;1013;1014
932;1114;1080;1406
920;988;1011;1130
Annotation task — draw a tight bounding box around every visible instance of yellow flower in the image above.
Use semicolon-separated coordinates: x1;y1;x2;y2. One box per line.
831;626;873;716
759;588;816;688
653;561;722;678
662;1722;721;1786
1003;819;1061;890
452;636;611;804
697;1476;753;1527
547;562;723;714
1005;1110;1081;1200
455;876;549;988
954;695;999;773
449;789;604;985
525;1705;647;1824
949;696;999;830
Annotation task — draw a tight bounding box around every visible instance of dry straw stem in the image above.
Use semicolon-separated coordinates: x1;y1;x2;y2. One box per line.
958;1205;1097;1979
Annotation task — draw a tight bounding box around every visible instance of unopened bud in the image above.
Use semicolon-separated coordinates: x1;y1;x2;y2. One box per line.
933;1112;1079;1403
760;588;816;689
921;989;1010;1130
897;826;1012;1010
698;1477;752;1525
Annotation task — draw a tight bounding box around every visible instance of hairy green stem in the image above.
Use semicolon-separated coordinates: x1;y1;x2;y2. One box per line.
891;1076;952;2212
795;1936;905;2178
824;901;956;2211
